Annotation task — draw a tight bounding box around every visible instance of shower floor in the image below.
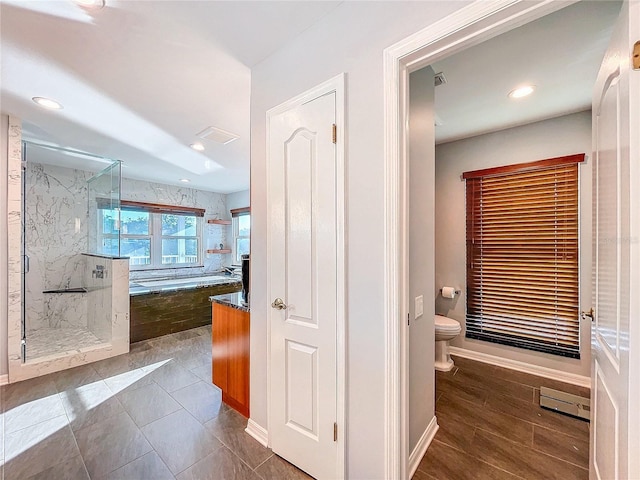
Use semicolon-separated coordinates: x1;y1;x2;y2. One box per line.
26;327;107;360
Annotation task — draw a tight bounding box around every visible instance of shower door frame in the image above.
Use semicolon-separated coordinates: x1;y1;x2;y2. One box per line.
20;141;27;362
9;137;129;382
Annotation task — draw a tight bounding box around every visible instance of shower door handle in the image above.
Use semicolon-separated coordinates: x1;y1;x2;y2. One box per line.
24;255;30;274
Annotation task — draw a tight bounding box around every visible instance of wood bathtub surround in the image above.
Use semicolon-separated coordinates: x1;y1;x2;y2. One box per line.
129;281;241;342
212;301;250;418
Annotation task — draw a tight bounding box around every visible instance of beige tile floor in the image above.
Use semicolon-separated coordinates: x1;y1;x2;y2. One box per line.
1;326;312;480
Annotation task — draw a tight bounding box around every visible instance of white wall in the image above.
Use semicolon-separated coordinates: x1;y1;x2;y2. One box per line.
1;114;9;376
250;2;469;477
435;110;592;377
226;189;250;211
408;67;436;453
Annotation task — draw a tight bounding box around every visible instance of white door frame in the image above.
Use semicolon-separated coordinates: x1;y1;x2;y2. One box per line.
382;2;580;478
265;73;346;479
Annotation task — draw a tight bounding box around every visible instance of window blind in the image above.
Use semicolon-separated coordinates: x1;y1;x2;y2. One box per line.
120;200;205;217
96;199;205;217
231;207;250;217
464;154;584;358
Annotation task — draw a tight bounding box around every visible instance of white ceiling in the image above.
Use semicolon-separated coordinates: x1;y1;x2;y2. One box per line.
431;0;621;144
1;1;621;192
0;1;341;193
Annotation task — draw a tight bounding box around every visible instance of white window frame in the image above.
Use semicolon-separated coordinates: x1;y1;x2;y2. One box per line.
232;210;250;263
99;208;203;270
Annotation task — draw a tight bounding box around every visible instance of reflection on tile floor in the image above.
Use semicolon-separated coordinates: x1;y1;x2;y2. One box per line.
414;355;590;480
1;326;312;479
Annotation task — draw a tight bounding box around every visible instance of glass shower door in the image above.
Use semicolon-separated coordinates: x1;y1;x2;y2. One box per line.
21;141;122;362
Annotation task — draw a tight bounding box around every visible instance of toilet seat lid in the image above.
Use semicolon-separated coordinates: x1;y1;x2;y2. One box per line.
435;315;461;331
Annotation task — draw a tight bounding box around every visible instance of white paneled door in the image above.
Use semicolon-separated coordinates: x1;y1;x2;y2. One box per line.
590;2;639;479
268;90;338;480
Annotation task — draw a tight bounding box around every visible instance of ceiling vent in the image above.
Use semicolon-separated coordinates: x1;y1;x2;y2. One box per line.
434;72;447;87
196;126;239;145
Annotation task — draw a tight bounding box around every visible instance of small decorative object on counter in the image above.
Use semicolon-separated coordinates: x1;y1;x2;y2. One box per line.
219;243;224;249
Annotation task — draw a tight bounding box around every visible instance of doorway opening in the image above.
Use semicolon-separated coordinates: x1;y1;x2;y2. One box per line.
382;0;632;478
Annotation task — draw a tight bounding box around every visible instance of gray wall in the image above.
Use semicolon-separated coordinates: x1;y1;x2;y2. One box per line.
435;110;592;377
226;189;250;212
250;2;470;477
408;67;436;453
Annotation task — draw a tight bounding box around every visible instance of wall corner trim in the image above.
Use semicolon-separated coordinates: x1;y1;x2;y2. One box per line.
245;419;268;447
0;374;8;386
408;416;439;478
448;347;591;388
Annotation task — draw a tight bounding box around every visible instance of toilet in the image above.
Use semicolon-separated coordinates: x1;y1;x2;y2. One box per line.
434;314;461;372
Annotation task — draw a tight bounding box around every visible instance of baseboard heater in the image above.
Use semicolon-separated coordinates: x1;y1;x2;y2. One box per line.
540;386;590;421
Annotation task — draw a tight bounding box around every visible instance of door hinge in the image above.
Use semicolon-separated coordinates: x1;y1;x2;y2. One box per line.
332;124;337;144
333;422;338;442
633;41;640;70
581;307;595;322
408;313;410;326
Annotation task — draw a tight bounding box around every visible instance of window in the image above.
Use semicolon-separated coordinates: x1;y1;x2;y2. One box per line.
99;201;204;269
464;154;584;358
231;207;250;262
160;213;199;265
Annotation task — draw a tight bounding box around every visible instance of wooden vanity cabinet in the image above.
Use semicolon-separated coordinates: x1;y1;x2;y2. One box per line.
212;302;250;417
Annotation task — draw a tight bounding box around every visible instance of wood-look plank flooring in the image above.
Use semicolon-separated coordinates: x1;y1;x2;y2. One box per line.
414;355;590;480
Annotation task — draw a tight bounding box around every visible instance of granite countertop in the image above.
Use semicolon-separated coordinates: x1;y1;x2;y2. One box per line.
209;292;250;313
129;276;241;296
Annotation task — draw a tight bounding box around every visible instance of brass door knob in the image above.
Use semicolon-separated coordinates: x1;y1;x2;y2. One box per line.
271;298;288;310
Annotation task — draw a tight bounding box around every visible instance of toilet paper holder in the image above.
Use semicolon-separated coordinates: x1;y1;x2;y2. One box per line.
439;287;461;296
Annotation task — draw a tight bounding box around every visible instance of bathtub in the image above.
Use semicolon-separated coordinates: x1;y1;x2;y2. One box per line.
132;275;234;290
129;274;242;342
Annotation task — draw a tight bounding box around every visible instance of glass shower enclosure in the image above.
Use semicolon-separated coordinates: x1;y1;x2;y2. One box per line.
88;159;122;257
21;141;123;362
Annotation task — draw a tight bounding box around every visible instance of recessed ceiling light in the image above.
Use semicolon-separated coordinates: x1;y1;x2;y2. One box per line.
74;0;105;9
508;85;536;99
179;178;190;183
32;97;64;110
190;142;205;152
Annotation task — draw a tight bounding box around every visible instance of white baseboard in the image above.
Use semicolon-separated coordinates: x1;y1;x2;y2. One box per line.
408;416;439;478
0;374;8;386
245;419;268;447
448;347;591;389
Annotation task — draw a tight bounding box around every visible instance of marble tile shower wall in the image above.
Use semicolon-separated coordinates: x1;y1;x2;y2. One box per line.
123;177;229;281
25;162;231;297
84;255;113;343
25;163;92;331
